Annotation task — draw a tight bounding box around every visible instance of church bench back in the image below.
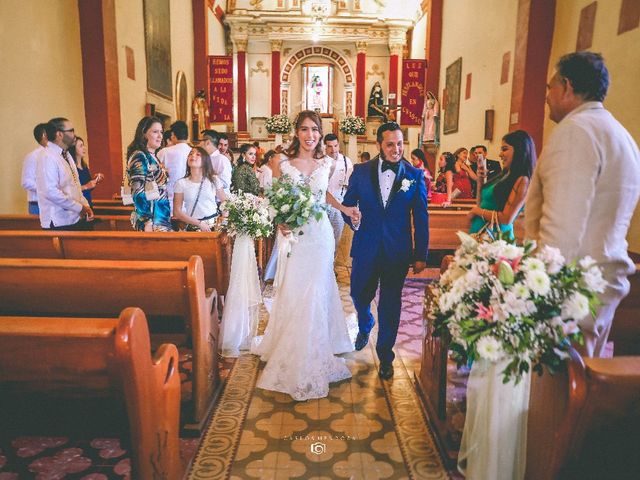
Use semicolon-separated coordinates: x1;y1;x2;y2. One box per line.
0;214;132;231
0;230;231;294
91;205;133;216
609;264;640;355
0;307;181;480
0;256;219;427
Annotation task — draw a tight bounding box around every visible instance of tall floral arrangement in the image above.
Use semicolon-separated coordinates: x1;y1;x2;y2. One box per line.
265;114;292;135
220;192;273;238
339;116;366;135
431;232;606;383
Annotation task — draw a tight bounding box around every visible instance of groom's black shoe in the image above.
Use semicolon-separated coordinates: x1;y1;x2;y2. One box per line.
379;362;394;380
355;331;369;351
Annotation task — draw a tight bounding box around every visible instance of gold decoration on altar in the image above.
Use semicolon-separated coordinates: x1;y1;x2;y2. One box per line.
366;64;385;79
250;61;269;77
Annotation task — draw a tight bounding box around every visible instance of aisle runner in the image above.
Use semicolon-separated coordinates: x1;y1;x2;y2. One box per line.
189;268;449;479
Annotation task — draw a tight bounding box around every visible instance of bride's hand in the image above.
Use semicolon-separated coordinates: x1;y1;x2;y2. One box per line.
278;223;292;236
343;206;361;223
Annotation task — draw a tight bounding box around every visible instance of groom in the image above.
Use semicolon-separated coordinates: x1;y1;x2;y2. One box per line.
342;122;429;379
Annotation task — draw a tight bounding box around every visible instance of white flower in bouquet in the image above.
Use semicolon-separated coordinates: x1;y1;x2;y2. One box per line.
524;269;551;296
582;266;607;293
561;292;590;320
220;192;273;239
476;336;504;362
538;245;565;274
265;174;327;234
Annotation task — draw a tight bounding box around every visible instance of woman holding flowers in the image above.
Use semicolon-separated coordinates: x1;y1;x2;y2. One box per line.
468;130;536;240
251;110;360;401
173;146;227;231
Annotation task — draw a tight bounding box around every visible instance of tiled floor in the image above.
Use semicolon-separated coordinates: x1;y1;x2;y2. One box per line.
189;229;451;479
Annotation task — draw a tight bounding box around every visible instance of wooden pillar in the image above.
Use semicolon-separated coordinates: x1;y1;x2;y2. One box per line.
356;41;367;118
270;40;282;116
192;0;209;95
78;0;123;198
509;0;556;153
389;50;400;104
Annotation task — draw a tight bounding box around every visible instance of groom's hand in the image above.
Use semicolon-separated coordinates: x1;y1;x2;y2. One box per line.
413;261;427;274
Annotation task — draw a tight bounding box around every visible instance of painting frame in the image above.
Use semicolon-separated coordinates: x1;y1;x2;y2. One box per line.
143;0;173;100
443;57;462;135
302;63;333;116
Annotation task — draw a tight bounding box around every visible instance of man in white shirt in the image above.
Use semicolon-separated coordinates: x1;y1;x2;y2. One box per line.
21;123;48;214
157;120;191;213
218;133;234;165
200;129;232;197
525;52;640;357
324;133;354;249
36;117;93;230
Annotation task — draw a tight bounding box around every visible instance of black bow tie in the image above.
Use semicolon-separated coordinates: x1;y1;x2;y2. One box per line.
381;159;399;174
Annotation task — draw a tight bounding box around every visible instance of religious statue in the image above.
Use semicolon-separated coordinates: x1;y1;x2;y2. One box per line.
310;74;324;112
367;81;384;117
421;91;440;144
192;89;209;140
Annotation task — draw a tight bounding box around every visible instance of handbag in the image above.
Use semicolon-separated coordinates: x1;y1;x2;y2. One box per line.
471;210;499;243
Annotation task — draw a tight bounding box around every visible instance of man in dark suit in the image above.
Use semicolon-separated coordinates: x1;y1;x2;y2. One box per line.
469;144;502;196
342;122;429;380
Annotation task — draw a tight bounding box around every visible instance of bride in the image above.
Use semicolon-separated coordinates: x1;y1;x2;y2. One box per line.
251;110;359;401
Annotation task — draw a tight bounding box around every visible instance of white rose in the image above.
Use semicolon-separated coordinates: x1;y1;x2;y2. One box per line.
476;336;504;362
561;292;590;320
525;270;551;296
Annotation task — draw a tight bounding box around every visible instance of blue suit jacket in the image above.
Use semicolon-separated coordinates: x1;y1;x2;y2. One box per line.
342;157;429;265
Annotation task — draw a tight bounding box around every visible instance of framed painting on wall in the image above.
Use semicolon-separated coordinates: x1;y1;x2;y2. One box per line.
302;64;333;116
443;57;462;135
143;0;172;99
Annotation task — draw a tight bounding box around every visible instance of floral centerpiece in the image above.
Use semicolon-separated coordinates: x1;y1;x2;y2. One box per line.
432;232;606;383
338;115;366;135
265;174;326;234
265;114;292;135
220;192;272;238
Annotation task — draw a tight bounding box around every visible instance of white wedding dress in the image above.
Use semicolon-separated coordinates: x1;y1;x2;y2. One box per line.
251;157;354;401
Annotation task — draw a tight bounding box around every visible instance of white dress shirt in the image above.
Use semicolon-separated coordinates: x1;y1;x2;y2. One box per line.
328;153;354;202
378;158;396;207
21;145;43;202
210;149;232;196
156;142;191;207
36;142;89;228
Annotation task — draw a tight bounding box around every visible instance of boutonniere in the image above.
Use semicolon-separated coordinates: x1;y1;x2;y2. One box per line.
399;178;415;192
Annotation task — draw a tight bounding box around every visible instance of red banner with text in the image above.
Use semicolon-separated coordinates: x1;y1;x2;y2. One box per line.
208;55;233;123
400;59;427;126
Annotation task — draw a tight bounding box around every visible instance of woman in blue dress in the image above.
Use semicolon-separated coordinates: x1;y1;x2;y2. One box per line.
69;136;104;207
126;116;173;232
469;130;536;240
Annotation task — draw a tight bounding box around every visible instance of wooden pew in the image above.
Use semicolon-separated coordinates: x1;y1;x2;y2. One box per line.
0;256;219;429
525;349;640;479
92;205;134;216
0;214;133;231
0;230;231;294
609;264;640;355
92;198;127;208
0;307;181;480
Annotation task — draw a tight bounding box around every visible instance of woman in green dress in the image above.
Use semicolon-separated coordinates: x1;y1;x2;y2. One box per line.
231;143;260;195
469;130;536;241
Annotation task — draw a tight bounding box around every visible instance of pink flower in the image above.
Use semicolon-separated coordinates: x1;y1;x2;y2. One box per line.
475;303;494;321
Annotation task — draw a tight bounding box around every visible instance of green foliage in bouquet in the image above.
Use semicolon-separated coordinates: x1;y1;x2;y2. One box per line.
265;175;326;232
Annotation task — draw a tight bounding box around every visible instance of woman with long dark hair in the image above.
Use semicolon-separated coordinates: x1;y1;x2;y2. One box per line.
251;110;359;401
69;136;103;206
451;147;474;199
432;151;457;205
173;146;227;231
469;130;536;240
410;148;433;197
126;116;172;231
231;143;260;195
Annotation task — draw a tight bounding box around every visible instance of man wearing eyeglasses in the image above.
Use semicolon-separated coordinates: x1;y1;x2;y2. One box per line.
36;117;93;230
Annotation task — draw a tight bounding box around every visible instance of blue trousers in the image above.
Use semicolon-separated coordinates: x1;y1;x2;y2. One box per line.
350;252;409;364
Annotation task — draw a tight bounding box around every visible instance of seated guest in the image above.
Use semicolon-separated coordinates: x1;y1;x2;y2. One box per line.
452;147;474;198
360;151;371;163
173;146;227;232
36;117;93;230
126;116;172;232
157;120;191;213
257;149;279;192
231;143;260;195
21;122;48;214
69;136;104;207
432;151;456;205
469;130;535;241
410;148;433;197
469;144;502;196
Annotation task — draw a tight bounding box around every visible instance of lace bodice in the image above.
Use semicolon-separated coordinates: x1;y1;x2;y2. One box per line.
280;157;331;200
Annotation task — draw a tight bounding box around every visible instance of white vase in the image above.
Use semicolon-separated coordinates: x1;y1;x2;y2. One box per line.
347;134;358;162
274;133;283;147
457;358;531;480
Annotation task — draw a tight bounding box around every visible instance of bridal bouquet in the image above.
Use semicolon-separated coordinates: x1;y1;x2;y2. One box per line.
432;232;606;383
265;114;292;135
220;192;273;238
339;115;366;135
265;174;326;233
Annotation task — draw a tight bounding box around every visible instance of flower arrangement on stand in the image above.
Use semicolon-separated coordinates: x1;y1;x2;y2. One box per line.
220;192;273;239
338;115;366;136
265;114;293;135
